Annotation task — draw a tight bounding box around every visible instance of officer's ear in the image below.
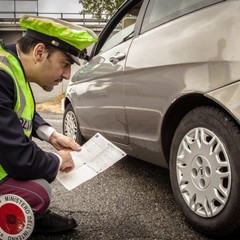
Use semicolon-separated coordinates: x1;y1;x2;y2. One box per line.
33;43;46;63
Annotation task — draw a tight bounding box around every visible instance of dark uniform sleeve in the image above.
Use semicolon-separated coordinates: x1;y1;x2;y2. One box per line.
0;70;60;183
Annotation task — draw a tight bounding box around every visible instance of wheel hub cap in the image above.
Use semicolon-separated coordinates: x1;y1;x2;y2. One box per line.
176;127;231;218
64;111;77;141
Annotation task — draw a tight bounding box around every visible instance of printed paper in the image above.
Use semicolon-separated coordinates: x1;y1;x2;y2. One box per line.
57;133;126;190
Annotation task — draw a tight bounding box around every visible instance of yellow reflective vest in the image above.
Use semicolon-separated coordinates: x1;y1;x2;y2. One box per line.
0;44;34;180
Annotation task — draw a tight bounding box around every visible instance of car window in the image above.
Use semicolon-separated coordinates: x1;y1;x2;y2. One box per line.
141;0;224;33
96;1;143;55
100;18;136;53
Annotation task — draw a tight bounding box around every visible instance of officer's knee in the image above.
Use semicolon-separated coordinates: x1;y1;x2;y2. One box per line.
30;179;52;217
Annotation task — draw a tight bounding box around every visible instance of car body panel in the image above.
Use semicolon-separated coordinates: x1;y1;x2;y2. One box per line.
65;0;240;168
121;0;240;165
206;81;240;125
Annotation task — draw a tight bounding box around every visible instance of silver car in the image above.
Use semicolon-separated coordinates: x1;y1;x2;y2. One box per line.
63;0;240;237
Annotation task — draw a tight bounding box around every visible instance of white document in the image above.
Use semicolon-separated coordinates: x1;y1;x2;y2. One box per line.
57;133;127;190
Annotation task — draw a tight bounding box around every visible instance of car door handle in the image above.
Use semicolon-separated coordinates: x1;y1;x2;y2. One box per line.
109;52;126;64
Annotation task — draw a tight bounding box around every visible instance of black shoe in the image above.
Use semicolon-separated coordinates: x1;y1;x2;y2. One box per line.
33;210;78;234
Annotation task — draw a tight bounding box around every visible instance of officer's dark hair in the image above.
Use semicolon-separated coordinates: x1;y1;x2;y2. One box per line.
17;35;57;58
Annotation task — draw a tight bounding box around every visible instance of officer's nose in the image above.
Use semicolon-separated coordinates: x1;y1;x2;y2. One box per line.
62;66;71;80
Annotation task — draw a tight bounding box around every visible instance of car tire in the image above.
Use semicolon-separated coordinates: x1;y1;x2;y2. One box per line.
170;106;240;238
63;104;85;145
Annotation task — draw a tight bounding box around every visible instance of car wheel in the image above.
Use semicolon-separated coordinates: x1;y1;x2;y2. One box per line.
170;106;240;238
63;104;84;144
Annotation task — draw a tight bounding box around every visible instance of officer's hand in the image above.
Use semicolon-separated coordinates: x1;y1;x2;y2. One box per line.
49;131;81;151
58;150;75;173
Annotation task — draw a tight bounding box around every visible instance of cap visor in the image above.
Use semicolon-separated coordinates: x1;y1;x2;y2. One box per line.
68;54;80;65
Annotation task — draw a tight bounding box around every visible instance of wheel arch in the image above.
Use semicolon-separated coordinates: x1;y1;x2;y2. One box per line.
161;93;238;166
63;96;71;110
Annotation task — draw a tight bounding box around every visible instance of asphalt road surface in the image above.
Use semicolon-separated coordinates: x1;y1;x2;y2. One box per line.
30;111;235;240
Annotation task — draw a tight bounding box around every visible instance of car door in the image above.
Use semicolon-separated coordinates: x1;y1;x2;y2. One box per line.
70;0;144;144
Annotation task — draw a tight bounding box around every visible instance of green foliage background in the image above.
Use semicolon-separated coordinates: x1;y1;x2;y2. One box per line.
80;0;125;19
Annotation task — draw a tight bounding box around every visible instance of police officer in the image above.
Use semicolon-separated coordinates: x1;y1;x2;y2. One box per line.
0;15;97;235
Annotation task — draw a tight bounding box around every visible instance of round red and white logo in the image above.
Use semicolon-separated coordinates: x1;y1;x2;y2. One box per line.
0;194;34;240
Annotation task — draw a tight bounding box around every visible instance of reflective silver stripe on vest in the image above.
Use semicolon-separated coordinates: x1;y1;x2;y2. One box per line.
0;56;26;118
16;88;26;118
